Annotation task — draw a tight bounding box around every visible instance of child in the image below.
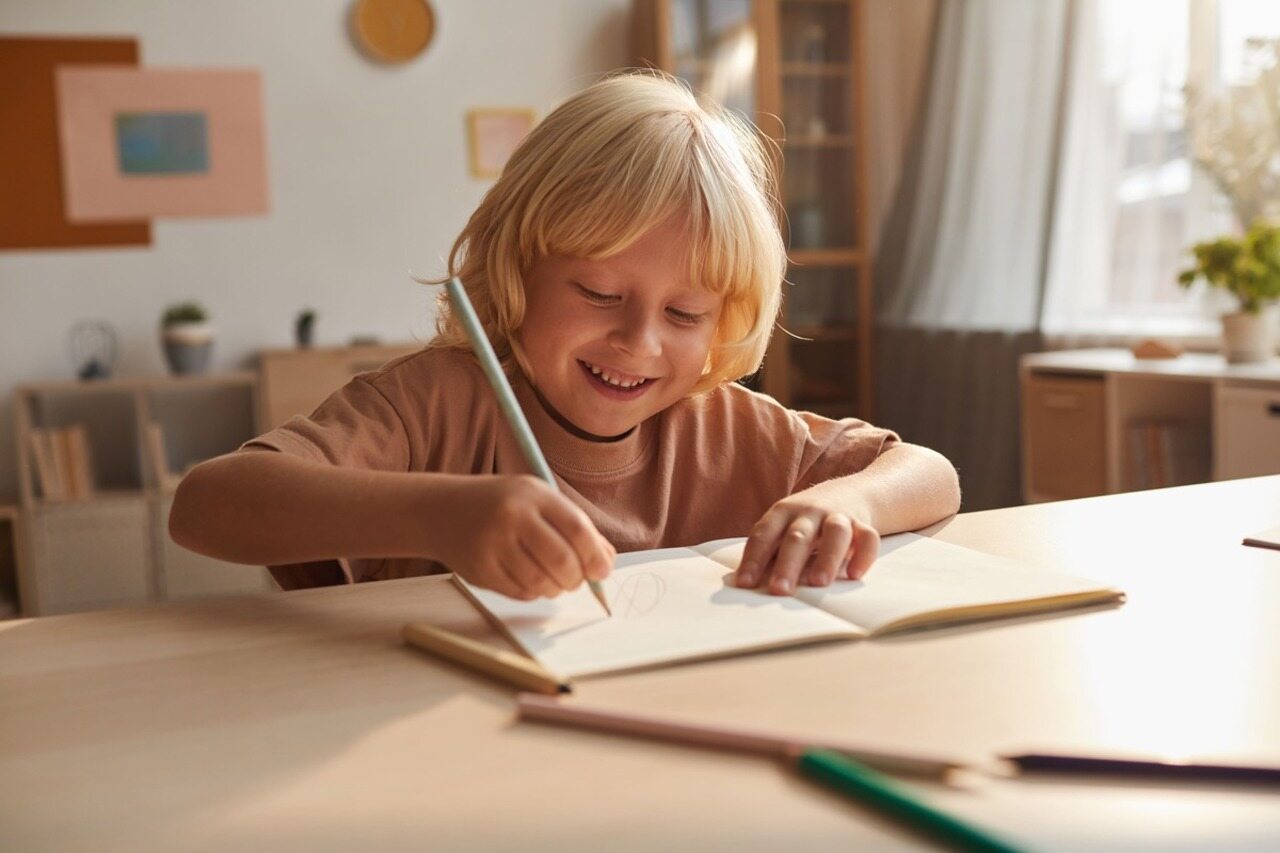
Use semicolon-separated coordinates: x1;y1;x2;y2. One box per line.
170;71;960;600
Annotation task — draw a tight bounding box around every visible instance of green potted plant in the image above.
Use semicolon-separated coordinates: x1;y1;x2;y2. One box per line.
1181;40;1280;362
1178;221;1280;363
161;301;214;374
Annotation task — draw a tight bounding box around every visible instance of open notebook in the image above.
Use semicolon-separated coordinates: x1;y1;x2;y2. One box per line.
455;534;1125;681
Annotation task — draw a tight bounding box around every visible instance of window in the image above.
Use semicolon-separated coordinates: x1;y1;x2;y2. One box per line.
1043;0;1280;337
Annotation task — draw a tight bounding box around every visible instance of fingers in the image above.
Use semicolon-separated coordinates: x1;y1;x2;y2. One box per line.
541;496;615;583
517;525;581;592
735;513;790;588
764;516;819;595
803;514;854;586
737;503;880;595
843;520;880;580
479;476;614;599
486;553;550;601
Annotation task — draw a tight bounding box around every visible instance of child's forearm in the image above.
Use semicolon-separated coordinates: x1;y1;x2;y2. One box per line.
169;450;470;566
797;443;961;534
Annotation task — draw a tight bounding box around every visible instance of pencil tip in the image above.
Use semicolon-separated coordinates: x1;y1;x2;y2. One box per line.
590;581;612;617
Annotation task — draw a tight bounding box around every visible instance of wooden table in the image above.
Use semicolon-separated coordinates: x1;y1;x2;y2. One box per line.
4;478;1280;850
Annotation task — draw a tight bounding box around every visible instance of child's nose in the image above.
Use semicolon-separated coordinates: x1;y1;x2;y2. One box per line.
607;308;662;359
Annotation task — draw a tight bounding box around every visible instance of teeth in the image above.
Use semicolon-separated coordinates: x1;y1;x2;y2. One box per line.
585;362;646;389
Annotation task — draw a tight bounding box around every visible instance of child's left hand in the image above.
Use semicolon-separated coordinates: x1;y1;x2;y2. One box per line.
734;494;879;594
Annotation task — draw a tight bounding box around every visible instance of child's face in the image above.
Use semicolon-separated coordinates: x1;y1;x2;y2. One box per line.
517;216;723;440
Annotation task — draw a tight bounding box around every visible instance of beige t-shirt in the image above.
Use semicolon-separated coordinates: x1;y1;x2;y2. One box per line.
244;346;899;588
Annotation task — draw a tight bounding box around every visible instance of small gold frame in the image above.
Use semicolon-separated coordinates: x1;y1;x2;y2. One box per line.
466;108;537;179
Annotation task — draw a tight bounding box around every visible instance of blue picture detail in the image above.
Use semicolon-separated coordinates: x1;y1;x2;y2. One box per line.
114;112;209;175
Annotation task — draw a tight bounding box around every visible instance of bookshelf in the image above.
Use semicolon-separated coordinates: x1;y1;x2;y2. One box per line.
13;373;270;615
1021;349;1280;503
0;504;20;618
633;0;875;416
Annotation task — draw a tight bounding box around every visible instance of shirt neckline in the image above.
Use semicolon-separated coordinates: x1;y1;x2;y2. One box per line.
513;370;655;476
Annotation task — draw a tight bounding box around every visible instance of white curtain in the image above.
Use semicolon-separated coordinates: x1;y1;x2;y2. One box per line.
863;0;937;257
874;0;1074;510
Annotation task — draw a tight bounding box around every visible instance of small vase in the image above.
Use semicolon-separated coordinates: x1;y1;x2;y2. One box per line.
295;316;315;348
162;321;215;375
1220;306;1277;364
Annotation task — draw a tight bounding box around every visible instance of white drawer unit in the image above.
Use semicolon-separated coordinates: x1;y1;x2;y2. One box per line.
27;497;154;614
1215;384;1280;481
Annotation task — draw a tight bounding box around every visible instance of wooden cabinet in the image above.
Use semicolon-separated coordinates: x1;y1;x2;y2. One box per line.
13;374;268;615
1021;349;1280;503
257;343;422;431
634;0;874;417
1021;374;1107;501
1215;385;1280;481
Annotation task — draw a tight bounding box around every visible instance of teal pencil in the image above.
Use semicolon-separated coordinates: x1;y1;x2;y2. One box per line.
797;750;1022;853
444;277;611;616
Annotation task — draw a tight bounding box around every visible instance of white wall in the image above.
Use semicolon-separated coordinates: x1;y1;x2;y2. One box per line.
0;0;631;501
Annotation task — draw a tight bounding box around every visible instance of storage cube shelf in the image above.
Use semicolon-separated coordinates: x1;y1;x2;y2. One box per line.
13;373;271;615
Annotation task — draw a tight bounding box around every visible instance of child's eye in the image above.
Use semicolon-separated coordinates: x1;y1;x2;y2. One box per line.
667;307;706;325
575;284;619;304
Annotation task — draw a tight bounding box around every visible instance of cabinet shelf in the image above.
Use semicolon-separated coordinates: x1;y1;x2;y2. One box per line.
13;372;268;615
780;62;850;77
784;134;855;148
789;248;864;265
20;372;256;396
31;488;150;508
636;0;873;415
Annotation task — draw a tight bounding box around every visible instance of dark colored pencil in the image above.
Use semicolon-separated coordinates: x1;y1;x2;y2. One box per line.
1005;753;1280;786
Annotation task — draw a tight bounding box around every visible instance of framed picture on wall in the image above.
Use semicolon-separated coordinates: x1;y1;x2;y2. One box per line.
55;67;269;221
466;108;536;179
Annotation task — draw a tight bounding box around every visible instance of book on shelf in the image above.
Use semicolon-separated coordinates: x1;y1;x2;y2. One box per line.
29;425;95;501
143;422;183;492
456;534;1125;682
1124;419;1210;491
29;430;63;502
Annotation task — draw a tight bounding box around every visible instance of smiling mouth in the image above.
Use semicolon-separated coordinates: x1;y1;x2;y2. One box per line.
578;360;655;394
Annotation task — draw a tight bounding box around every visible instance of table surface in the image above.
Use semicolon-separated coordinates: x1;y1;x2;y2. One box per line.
3;477;1280;851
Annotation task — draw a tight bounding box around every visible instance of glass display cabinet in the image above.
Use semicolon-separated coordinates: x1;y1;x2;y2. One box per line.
634;0;874;417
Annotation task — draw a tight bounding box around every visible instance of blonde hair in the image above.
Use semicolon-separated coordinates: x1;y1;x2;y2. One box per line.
430;69;786;394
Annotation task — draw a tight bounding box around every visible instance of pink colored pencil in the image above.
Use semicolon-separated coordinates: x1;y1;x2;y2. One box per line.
516;694;967;781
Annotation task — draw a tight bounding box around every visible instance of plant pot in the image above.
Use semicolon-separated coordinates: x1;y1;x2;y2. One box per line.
162;321;215;375
295;316;315;348
1221;306;1277;364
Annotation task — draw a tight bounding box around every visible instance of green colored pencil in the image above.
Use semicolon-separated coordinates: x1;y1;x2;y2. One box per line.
444;277;611;616
797;749;1023;853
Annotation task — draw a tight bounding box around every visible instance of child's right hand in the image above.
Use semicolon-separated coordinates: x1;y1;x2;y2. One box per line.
437;475;615;600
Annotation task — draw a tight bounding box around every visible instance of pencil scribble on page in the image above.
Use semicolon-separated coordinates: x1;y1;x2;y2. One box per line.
608;572;667;618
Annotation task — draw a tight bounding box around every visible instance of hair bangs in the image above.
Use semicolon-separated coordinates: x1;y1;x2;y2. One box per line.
521;115;702;266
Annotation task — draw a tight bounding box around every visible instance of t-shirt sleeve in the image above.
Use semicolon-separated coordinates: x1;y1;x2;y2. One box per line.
237;376;412;589
240;375;412;472
790;410;901;491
